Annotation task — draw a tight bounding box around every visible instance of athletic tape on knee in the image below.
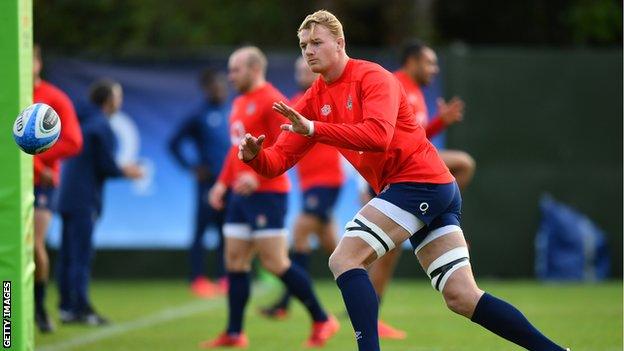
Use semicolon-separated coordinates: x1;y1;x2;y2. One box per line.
414;225;463;254
426;247;470;292
343;214;395;258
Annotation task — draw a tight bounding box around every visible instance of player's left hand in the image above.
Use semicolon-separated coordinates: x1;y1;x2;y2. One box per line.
233;172;259;196
437;97;465;125
273;101;314;136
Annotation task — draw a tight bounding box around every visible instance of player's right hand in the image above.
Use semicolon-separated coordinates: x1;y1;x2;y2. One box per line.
238;133;265;162
122;164;145;179
209;181;227;210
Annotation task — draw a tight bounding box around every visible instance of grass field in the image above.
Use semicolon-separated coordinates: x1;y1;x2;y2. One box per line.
35;279;621;351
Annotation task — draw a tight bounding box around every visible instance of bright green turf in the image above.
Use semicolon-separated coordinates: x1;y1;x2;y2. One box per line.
35;280;622;351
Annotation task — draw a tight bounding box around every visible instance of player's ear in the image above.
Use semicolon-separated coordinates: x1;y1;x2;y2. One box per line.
336;37;345;51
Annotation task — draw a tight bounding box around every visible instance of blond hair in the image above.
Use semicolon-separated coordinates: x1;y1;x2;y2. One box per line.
298;10;344;39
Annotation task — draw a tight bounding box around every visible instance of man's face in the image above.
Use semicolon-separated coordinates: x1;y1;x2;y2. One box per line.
205;75;228;104
295;57;319;90
33;51;42;81
228;52;254;93
110;85;123;113
298;25;342;75
414;47;439;86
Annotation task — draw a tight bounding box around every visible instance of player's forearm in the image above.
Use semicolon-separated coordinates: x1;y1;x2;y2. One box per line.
217;147;236;186
246;148;292;179
425;116;446;138
313;118;393;152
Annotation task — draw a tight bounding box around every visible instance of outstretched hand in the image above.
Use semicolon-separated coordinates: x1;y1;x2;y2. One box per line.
437;97;465;125
272;101;313;136
238;133;265;162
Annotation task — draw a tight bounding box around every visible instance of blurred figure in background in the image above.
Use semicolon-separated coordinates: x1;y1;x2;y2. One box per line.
169;69;231;298
367;39;476;340
56;79;143;326
203;46;339;348
395;39;475;190
261;56;344;319
32;44;84;333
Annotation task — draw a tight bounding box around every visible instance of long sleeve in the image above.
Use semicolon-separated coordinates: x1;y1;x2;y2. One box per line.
36;93;83;164
247;131;315;179
217;146;237;186
425;116;447;138
94;130;124;178
168;117;196;169
312;70;400;152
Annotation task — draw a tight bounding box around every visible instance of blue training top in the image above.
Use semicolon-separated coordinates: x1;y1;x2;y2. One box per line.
168;100;230;180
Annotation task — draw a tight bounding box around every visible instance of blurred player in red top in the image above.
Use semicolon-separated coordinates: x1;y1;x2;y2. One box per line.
32;44;83;333
394;40;475;189
367;40;477;340
239;10;567;351
202;46;339;349
260;57;345;319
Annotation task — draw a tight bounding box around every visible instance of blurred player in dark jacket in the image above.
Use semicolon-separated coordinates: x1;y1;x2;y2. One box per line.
56;78;143;325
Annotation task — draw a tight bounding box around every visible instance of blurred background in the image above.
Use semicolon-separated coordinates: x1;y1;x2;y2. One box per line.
21;1;623;350
33;0;622;279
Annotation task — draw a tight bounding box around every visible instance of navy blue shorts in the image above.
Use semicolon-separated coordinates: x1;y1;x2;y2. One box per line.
223;192;287;240
371;182;462;251
302;186;341;222
34;186;56;211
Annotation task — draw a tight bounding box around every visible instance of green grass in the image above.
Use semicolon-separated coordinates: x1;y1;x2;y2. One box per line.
36;280;622;351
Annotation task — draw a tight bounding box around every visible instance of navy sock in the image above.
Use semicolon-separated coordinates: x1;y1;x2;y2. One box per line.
279;263;327;322
336;268;379;351
34;281;46;313
471;293;565;351
275;252;310;309
226;271;251;334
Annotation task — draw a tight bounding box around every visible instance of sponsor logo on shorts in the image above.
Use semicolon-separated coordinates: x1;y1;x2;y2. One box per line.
354;331;362;341
419;202;429;214
256;214;267;228
346;95;353;110
306;195;319;209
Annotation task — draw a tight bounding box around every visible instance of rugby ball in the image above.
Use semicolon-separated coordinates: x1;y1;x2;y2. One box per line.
13;103;61;154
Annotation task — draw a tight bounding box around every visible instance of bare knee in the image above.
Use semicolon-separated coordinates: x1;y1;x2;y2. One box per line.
259;253;289;275
328;251;368;278
461;152;476;175
442;284;482;317
225;249;251;272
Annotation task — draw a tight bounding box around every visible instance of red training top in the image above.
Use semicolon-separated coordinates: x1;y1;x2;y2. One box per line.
291;91;344;191
33;80;83;186
393;70;446;138
248;59;453;194
218;83;291;193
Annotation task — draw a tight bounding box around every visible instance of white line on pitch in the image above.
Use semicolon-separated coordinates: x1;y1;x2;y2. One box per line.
37;285;270;351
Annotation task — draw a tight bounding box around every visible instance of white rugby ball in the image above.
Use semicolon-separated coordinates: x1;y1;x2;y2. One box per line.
13;103;61;154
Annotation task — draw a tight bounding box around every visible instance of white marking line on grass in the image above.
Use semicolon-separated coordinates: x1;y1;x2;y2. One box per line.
38;285;270;351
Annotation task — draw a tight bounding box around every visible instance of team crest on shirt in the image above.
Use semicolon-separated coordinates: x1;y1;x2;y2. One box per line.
321;104;331;116
246;103;256;115
346;95;353;110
